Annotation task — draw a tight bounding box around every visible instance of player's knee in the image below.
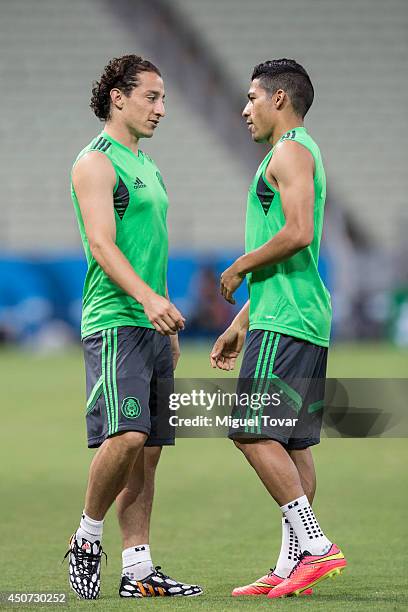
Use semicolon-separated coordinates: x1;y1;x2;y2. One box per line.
120;479;144;502
232;439;245;453
144;446;162;471
232;438;260;458
114;430;147;453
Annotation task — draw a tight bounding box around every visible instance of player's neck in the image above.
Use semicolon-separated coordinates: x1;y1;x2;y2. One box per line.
103;123;139;154
268;119;304;147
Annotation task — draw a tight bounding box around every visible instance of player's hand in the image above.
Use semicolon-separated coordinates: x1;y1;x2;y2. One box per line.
210;325;246;370
170;334;181;370
142;291;185;335
220;263;245;304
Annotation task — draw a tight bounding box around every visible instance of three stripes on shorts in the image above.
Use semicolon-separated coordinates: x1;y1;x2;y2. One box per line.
245;331;280;433
101;328;119;436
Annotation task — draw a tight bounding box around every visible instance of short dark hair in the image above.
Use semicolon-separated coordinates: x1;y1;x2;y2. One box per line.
251;59;314;118
90;54;161;121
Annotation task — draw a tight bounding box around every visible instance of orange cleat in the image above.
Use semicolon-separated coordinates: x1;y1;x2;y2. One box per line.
232;570;312;596
267;544;346;598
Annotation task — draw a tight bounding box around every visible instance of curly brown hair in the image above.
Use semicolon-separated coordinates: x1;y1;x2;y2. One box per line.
90;55;161;121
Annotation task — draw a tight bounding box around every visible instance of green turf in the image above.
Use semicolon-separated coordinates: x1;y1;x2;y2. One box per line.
0;342;407;611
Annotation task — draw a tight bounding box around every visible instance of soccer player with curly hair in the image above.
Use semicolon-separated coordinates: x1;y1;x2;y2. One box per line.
66;55;202;600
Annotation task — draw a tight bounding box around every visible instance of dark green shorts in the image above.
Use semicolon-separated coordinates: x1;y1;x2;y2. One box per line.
229;330;327;449
83;326;174;448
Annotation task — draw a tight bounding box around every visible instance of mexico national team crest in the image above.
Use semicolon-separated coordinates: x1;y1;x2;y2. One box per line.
121;397;141;419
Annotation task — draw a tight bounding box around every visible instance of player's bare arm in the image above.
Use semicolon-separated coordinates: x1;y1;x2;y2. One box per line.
170;331;181;369
210;300;249;370
220;141;314;304
166;286;181;369
72;151;185;335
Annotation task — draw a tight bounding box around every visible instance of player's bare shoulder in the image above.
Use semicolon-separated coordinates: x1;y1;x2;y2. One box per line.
268;137;314;185
72;150;116;192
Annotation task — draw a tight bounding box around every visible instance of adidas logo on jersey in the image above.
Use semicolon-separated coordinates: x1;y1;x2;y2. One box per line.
133;177;146;189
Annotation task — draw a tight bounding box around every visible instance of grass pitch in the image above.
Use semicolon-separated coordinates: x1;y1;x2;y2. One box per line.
1;342;407;611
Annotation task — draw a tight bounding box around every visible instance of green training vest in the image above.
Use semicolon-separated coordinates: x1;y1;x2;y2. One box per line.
71;132;169;338
245;127;331;347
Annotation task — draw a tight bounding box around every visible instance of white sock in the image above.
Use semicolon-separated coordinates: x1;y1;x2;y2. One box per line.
122;544;154;581
274;517;301;578
75;511;104;546
280;495;332;556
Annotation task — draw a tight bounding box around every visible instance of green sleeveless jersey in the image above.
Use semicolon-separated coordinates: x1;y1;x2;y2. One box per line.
246;127;331;347
71;132;169;338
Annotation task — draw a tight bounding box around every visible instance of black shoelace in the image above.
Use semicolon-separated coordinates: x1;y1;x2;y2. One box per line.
63;545;107;577
288;551;308;578
152;566;170;581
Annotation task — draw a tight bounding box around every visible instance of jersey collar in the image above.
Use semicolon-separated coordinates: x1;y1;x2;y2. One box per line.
101;131;144;161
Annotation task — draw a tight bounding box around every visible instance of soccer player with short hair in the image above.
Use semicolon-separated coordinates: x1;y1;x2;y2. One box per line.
67;55;202;599
210;59;347;598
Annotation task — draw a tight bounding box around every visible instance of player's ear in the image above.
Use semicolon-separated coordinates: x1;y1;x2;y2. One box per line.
110;88;124;111
274;89;286;110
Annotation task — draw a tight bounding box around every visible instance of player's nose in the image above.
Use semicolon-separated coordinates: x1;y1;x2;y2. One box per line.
155;101;165;117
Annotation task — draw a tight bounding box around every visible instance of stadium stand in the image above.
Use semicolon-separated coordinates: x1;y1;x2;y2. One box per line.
1;0;406;250
172;0;408;247
0;0;406;343
0;0;249;251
